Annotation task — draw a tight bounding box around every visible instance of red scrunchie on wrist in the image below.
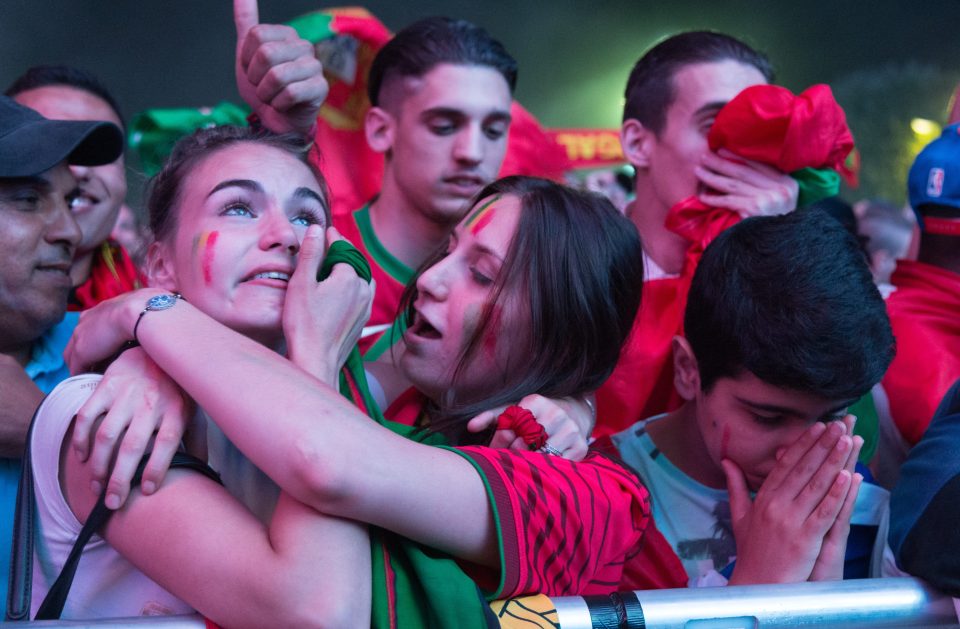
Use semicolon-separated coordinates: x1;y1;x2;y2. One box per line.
496;405;547;450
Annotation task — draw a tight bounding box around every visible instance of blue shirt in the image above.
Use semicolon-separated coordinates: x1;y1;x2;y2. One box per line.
0;312;78;617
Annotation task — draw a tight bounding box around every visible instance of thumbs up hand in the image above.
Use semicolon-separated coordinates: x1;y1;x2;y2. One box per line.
234;0;328;136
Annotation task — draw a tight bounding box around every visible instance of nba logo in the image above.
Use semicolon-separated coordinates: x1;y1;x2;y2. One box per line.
927;168;944;197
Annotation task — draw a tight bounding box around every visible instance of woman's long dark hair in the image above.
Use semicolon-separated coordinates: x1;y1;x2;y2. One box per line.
398;176;645;444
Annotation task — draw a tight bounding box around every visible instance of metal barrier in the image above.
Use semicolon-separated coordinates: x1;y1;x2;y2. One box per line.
10;616;206;628
10;578;959;627
554;578;959;629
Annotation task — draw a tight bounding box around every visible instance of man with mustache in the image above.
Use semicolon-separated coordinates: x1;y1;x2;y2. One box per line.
0;95;122;615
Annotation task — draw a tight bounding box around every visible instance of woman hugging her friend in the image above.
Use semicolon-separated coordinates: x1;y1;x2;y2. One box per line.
26;125;672;628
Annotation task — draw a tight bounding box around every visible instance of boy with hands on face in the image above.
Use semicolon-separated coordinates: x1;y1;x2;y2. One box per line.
601;208;895;586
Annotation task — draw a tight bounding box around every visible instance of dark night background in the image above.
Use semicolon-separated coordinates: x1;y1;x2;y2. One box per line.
3;1;959;203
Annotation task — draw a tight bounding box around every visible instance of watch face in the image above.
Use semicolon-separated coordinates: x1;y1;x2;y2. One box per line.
147;294;178;311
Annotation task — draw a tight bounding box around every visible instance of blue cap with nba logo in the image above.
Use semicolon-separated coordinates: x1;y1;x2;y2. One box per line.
908;123;960;235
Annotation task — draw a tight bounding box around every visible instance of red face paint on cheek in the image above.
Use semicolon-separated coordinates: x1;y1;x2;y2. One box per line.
482;304;503;358
720;424;731;461
199;230;219;285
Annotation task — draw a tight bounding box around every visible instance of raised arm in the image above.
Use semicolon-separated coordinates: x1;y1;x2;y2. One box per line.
234;0;327;136
65;270;499;567
131;295;499;566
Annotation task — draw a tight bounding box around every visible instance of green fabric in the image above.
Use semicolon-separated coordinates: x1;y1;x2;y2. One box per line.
792;167;841;208
363;316;408;363
349;204;415;363
354;204;416;286
319;241;492;628
319;240;373;283
285;10;334;42
128;102;252;176
848;391;879;464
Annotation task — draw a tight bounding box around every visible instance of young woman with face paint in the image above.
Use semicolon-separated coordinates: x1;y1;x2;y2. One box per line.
27;126;373;626
63;167;661;622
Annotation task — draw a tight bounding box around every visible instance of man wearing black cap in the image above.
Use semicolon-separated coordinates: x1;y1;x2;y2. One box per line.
0;94;122;613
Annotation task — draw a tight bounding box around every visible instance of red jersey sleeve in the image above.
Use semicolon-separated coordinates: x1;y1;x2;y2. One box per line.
448;447;656;598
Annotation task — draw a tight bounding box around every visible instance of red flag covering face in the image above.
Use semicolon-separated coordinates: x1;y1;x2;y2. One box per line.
708;83;857;186
883;260;960;445
669;83;859;273
595;84;857;436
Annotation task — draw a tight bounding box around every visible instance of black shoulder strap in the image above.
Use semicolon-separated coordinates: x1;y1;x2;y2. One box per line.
5;402;43;621
35;452;220;620
6;406;221;622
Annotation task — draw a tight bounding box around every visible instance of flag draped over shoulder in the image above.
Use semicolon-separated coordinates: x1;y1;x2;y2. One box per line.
883;260;960;445
596;84;860;438
318;240;496;629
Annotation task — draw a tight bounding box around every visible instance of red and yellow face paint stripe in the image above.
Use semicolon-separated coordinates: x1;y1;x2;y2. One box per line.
194;230;219;285
463;195;501;236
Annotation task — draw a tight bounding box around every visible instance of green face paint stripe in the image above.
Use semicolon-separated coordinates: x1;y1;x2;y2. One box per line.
463;195;501;229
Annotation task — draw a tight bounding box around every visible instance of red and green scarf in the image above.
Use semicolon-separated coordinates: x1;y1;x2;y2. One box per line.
69;240;144;311
320;240;496;629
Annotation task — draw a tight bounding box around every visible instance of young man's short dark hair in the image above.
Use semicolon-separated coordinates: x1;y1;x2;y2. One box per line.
622;31;773;133
684;208;895;399
6;64;126;132
367;16;518;106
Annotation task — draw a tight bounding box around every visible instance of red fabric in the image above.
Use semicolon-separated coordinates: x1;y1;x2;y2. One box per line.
594;277;686;437
457;446;686;596
708;83;857;186
590;434;690;590
386;389;687;593
498;103;570;181
305;10;392;218
922;216;960;237
595;84;857;436
383;386;427;426
948;83;960;126
69;240;144;311
333;208;409;354
496;406;547;450
883;260;960;444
